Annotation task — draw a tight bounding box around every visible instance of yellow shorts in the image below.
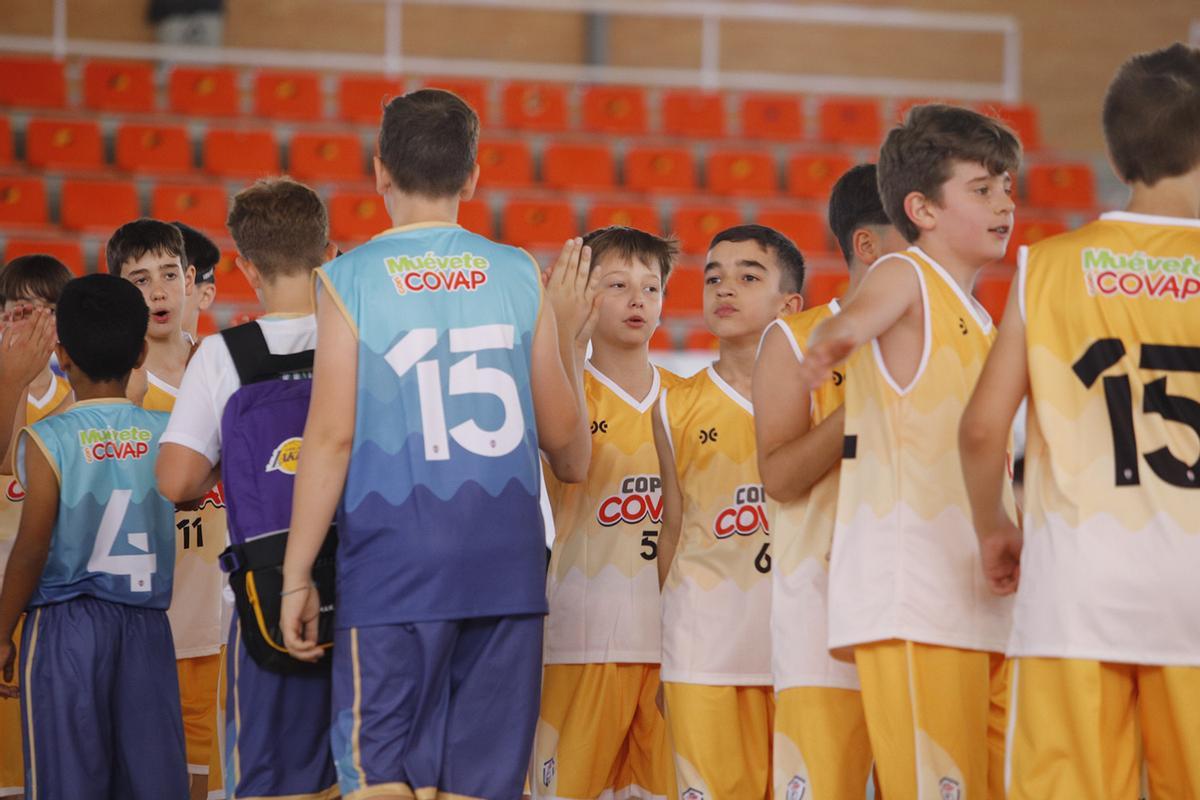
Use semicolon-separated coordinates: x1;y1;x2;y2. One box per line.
178;652;222;776
662;682;772;800
774;686;872;800
1008;657;1200;800
532;663;673;799
0;615;24;795
206;645;227;797
854;640;1007;800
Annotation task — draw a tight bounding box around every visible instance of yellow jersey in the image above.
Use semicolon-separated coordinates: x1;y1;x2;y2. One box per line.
1;374;70;583
144;372;228;658
765;300;860;691
544;362;681;664
829;247;1014;654
1013;211;1200;665
660;366;772;685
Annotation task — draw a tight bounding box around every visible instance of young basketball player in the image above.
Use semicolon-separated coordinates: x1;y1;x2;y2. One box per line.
176;221;221;341
157;178;339;800
793;104;1020;800
653;224;804;799
0;274;189;799
279;89;590;800
108;219;227;797
755;163;906;800
533;226;679;800
960;43;1200;800
0;306;55;459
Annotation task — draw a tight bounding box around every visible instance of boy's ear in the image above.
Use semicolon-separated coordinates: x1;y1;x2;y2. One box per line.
459;163;481;202
234;256;263;291
779;292;804;318
373;155;392;196
903;190;938;236
852;227;878;266
133;338;148;370
54;343;72;373
323;242;339;263
184;264;196;297
198;282;217;311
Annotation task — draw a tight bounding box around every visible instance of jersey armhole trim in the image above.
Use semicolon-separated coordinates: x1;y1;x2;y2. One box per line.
16;426;59;492
1016;245;1029;324
762;319;814;416
869;255;930;398
314;269;361;341
658;389;675;459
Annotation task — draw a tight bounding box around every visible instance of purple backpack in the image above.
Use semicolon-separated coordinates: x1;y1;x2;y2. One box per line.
217;322;336;673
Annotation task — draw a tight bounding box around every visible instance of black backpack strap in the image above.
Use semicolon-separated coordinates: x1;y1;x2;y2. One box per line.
220;322;315;385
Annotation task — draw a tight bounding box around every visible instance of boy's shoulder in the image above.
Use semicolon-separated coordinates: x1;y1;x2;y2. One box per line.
656;364;684;391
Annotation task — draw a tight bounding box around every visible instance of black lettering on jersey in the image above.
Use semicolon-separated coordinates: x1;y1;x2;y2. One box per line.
832;370;844;386
699;427;718;444
958;317;969;336
843;434;858;459
590;419;608;435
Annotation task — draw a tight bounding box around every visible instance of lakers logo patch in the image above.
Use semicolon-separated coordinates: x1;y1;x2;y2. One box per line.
265;437;303;475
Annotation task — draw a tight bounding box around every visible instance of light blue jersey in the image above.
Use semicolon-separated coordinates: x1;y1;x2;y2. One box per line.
318;222;547;626
17;399;175;609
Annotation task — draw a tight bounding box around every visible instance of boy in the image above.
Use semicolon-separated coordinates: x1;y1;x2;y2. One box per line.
653;224;804;798
755;163;905;799
533;226;679;800
279;89;591;800
176;221;221;341
960;44;1200;799
157;177;339;800
108;219;227;794
0;273;188;799
794;104;1020;799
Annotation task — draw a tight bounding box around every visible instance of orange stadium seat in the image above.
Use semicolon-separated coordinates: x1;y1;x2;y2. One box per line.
671;205;741;254
664;267;705;315
757;210;832;256
1025;163;1095;209
169;66;241;117
196;310;218;337
421;78;488;122
740;94;803;141
977;102;1040;150
254;71;323;121
213;249;258;302
684;326;718;350
337;75;405;124
329;191;389;242
706;150;777;196
151;183;229;231
84;61;157;113
289;133;365;181
582;86;647;135
625;147;695;194
0;177;48;226
818;97;882;145
586;202;660;234
1004;217;1068;264
203;128;279;177
502;82;569;132
662;90;725;139
0;116;10;165
476;140;533;188
115;123;193;174
25;118;104;171
649;326;674;351
786;152;853;200
0;57;66;109
502;199;577;249
459;199;494;238
543;142;615;190
804;269;851;306
973;267;1014;323
3;239;84;276
61;178;140;232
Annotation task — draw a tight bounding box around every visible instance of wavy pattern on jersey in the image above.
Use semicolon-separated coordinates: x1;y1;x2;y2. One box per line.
34;409;166;508
543;563;662;663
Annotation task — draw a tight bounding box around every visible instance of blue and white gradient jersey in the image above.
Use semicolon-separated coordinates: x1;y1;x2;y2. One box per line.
318;222;547;626
17;399;175;609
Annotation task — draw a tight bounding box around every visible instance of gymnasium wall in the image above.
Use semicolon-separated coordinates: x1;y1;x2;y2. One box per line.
2;0;1196;155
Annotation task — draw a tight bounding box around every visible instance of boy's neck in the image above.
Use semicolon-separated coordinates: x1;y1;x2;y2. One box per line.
260;273;317;316
71;380;129;403
911;236;983;293
386;190;461;229
28;364;55;402
712;336;760;401
143;332;191;382
1125;173;1200;220
588;341;655;400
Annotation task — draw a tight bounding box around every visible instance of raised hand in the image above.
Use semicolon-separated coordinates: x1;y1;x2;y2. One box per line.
545;238;600;348
0;306;55;390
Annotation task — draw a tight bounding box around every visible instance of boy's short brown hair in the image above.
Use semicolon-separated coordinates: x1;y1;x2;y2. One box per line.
227;177;330;281
0;254;73;306
878;104;1022;243
106;218;186;275
378;89;480;199
1104;43;1200;187
582;226;678;284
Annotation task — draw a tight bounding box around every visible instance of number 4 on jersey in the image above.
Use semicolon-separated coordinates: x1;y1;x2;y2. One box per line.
87;489;157;592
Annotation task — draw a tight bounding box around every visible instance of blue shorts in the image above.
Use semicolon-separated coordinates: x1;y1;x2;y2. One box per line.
224;618;339;799
20;596;188;800
331;615;543;800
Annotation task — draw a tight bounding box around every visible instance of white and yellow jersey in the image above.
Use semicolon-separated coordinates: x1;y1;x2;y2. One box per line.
765;300;860;691
144;372;228;659
544;362;681;664
829;247;1014;655
660;366;772;686
1013;211;1200;665
1;374;70;582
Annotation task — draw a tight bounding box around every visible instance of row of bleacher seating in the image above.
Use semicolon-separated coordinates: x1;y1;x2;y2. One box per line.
0;114;1099;207
0;56;1042;148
